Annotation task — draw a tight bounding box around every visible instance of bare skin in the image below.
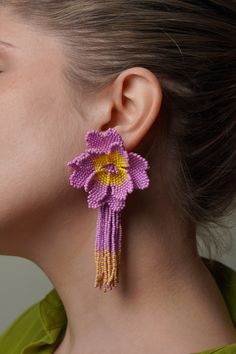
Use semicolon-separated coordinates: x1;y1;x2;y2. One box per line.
0;7;235;354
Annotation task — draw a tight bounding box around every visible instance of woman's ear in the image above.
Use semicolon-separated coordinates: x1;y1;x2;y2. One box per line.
98;66;163;152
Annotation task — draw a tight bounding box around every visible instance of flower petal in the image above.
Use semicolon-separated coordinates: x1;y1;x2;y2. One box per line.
67;151;96;171
67;152;95;189
111;172;134;200
86;128;124;154
84;170;98;192
68;170;93;189
108;142;129;168
107;195;126;212
87;177;109;209
128;152;150;189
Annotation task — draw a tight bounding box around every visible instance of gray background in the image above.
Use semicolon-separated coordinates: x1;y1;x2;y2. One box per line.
1;210;236;335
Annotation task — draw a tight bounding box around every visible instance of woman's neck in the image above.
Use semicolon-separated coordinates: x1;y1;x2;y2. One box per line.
6;186;235;354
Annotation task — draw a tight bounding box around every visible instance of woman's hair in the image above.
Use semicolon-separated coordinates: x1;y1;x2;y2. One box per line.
2;0;236;259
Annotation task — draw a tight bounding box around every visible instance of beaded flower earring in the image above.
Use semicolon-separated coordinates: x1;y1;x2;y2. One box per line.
67;128;150;292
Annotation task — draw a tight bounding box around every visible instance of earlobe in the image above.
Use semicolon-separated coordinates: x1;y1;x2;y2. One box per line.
106;66;163;152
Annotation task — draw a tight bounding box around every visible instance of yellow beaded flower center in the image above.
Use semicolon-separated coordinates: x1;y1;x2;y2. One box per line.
92;151;129;186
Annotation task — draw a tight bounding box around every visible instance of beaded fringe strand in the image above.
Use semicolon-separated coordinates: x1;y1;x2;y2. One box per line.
94;204;122;292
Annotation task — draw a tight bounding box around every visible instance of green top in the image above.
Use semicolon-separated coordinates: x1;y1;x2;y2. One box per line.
0;257;236;353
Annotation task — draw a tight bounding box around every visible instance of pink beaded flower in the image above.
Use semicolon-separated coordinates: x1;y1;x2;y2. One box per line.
67;128;150;212
67;127;150;292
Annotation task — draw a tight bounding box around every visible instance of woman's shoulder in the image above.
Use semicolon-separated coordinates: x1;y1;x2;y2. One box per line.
191;257;236;354
201;256;236;328
1;259;236;354
0;288;67;353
